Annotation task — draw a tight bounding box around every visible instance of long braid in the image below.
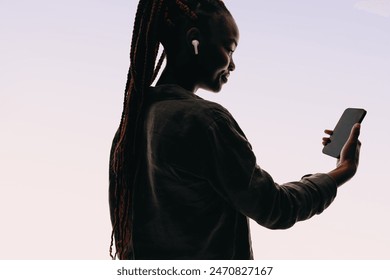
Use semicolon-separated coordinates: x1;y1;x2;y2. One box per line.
175;0;198;20
109;0;167;259
109;0;230;260
110;0;152;259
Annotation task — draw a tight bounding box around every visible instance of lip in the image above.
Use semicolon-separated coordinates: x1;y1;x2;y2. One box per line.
221;72;230;83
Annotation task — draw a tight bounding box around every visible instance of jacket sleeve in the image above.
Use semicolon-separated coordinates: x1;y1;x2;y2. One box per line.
206;112;337;229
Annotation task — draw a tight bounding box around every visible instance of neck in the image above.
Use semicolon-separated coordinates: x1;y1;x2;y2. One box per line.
156;62;199;93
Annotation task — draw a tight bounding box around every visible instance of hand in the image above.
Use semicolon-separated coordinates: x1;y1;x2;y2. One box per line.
325;123;362;187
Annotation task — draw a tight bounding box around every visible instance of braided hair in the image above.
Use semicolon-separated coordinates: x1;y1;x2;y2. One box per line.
109;0;231;260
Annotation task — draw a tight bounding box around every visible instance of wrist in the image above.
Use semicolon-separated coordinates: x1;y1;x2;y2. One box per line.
327;163;357;187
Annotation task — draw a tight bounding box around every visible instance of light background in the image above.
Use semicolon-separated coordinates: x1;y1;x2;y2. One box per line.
0;0;389;259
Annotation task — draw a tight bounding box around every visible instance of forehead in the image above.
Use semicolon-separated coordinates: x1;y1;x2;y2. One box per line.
207;14;239;46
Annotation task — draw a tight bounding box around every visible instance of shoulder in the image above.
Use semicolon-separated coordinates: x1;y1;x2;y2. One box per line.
147;84;237;128
193;98;236;128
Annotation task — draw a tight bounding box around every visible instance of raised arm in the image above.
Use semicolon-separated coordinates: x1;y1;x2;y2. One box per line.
205;112;361;230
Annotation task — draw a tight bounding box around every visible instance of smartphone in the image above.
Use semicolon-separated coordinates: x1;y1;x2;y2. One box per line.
322;108;366;158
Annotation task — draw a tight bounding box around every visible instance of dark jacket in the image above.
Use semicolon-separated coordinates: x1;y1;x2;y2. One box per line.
111;84;337;259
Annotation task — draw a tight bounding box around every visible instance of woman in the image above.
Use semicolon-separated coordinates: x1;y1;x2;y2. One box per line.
109;0;361;260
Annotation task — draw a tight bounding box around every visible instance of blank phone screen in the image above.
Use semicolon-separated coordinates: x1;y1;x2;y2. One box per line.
322;108;366;158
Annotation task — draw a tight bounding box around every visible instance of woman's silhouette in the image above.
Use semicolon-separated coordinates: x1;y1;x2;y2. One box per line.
109;0;361;260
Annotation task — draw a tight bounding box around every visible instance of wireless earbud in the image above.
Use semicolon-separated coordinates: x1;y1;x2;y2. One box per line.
192;40;199;55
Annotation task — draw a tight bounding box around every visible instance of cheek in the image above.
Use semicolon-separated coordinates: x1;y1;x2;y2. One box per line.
204;52;229;77
197;47;230;88
213;50;230;70
202;45;228;65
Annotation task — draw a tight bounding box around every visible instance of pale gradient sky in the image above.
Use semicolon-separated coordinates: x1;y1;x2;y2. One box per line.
1;0;389;259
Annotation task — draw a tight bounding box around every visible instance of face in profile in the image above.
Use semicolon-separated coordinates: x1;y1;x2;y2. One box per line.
197;14;239;93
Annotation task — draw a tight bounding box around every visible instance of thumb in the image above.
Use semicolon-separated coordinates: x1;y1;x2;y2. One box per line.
349;123;361;142
340;123;361;160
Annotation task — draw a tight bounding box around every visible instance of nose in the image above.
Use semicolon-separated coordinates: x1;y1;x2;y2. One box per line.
228;58;235;72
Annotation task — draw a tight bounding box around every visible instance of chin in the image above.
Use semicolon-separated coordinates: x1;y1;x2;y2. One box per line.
203;85;223;93
201;79;224;93
213;86;223;93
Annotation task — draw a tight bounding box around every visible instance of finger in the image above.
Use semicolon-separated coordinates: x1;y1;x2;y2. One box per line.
347;123;361;144
324;129;333;135
322;137;331;146
322;141;328;146
351;123;361;138
340;123;361;162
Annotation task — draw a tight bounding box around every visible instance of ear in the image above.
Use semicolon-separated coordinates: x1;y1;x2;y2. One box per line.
186;27;202;55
